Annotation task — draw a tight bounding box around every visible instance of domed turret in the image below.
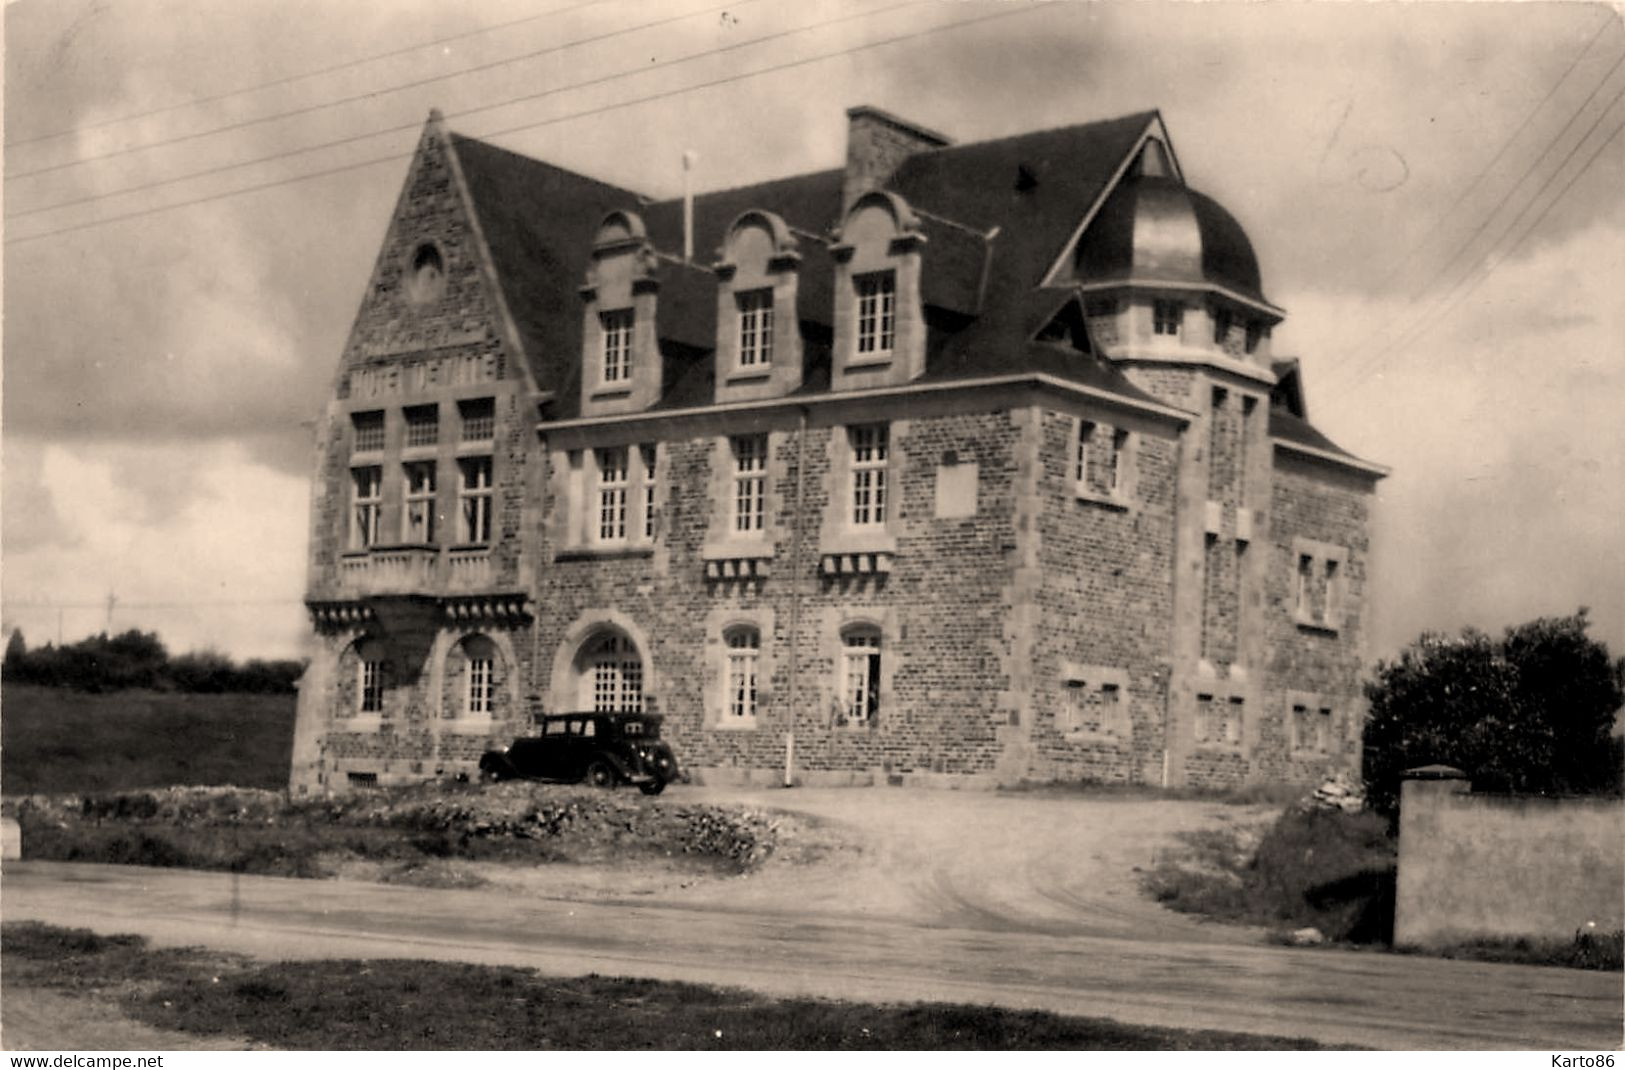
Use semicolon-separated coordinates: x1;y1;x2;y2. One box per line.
1075;175;1268;306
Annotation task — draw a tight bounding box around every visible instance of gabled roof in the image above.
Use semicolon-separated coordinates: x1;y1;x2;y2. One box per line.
450;134;644;409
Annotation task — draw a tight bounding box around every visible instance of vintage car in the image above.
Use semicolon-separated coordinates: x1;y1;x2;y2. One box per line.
478;712;679;795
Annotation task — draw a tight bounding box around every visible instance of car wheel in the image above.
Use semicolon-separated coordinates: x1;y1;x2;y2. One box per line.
479;766;504;784
585;761;616;789
638;778;666;796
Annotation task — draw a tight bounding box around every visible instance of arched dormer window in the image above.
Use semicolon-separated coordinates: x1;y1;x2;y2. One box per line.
713;210;802;403
830;190;926;391
580;210;663;416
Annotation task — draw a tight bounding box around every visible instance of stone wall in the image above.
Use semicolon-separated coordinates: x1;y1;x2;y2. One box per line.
1395;773;1625;947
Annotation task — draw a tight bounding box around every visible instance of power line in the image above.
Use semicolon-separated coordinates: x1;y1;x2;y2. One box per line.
1341;105;1624;392
1384;12;1616;290
7;0;911;223
5;0;743;182
3;0;604;150
6;0;1019;246
1322;45;1625;380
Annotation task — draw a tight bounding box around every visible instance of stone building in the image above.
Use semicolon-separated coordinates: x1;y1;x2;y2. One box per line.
289;105;1387;794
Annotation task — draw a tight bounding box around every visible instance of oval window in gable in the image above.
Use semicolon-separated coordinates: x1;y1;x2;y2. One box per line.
406;243;446;306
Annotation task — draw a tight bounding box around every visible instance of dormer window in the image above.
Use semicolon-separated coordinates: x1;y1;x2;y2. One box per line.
600;309;633;385
1153;300;1183;337
736;289;774;368
856;272;896;356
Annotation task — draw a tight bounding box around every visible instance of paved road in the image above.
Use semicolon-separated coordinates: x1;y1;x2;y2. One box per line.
5;859;1620;1050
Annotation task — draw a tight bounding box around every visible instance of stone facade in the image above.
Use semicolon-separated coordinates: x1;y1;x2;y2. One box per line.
290;106;1387;795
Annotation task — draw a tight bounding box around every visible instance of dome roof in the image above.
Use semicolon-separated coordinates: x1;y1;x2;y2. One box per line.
1074;175;1269;306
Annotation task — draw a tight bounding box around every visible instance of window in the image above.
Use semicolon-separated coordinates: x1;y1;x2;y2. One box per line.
352;411;384;453
1213;307;1233;345
1195;693;1243;746
1063;680;1124;735
350;467;382;549
587;633;643;713
737;289;774;367
724;627;760;720
458;456;493;544
855;273;896;355
1293;540;1348;630
849;424;889;526
464;639;494;717
459;397;495;442
731;435;767;533
1295;554;1315;618
1076;421;1128;497
404;405;438;448
1195;693;1214;742
1245;322;1265;354
595;447;629;542
402;462;436;543
640;444;658;540
1324;560;1343;622
1153;300;1183;337
1291;702;1335;754
359;655;385;713
601;309;633;384
840;626;881;725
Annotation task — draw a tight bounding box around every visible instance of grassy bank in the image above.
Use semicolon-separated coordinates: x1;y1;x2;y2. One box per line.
1;685;295;794
12;782;783;885
1142;806;1399;943
1;922;1338;1050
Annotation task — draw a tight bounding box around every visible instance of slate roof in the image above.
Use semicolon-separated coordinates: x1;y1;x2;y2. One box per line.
448;109;1291;430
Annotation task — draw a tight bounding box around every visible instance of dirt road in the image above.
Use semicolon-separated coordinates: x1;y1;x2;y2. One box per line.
4;787;1619;1049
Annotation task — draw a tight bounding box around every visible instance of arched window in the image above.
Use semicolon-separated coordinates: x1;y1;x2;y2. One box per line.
723;626;760;720
583;632;643;713
840;625;882;725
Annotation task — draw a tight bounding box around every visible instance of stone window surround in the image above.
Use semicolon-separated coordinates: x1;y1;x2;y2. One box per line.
703;432;782;575
1291;536;1349;634
819;420;900;574
829;190;926;390
442;630;520;733
702;606;777;730
1191;671;1250;752
555;442;660;558
546;609;660;717
1286;688;1337;757
821;605;899;731
1057;660;1131;744
712;210;804;404
1072;415;1136;511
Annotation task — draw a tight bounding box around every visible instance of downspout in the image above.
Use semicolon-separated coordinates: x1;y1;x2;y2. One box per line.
784;405;810;787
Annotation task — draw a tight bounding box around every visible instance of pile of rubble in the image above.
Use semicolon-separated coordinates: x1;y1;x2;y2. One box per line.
1304;772;1366;813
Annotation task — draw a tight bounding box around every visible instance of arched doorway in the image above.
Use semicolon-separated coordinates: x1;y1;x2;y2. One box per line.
573;630;645;713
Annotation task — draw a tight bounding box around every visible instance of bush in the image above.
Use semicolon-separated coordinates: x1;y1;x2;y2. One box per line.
1;629;305;695
1362;611;1625;817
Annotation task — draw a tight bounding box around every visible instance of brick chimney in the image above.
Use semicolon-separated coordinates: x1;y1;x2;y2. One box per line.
842;105;952;213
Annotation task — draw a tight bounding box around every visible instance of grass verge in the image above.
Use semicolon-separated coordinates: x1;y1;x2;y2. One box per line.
1;922;1341;1050
0;685;295;794
12;781;785;886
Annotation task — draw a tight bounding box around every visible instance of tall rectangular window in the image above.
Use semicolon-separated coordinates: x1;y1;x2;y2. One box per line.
737;290;774;367
731;434;767;533
640;444;658;540
601;309;633;384
725;628;760;720
404;405;438;448
351;411;385;453
458;456;493;544
467;657;493;716
402;461;436;543
459;397;495;442
855;273;895;355
1076;421;1128;497
596;447;629;542
350;466;382;549
1295;554;1315;618
841;627;881;725
1153;300;1183;337
1324;559;1343;623
849;424;889;526
360;657;385;713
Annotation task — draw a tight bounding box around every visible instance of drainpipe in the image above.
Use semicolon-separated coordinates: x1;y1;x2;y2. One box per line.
784;406;810;787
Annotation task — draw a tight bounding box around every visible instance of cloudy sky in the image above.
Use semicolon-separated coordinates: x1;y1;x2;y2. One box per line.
4;0;1622;662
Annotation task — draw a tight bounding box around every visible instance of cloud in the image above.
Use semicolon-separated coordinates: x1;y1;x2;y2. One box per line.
0;437;311;658
2;438;80;554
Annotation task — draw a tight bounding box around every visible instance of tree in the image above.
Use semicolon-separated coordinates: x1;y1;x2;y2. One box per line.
4;628;25;673
1362;610;1625;816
